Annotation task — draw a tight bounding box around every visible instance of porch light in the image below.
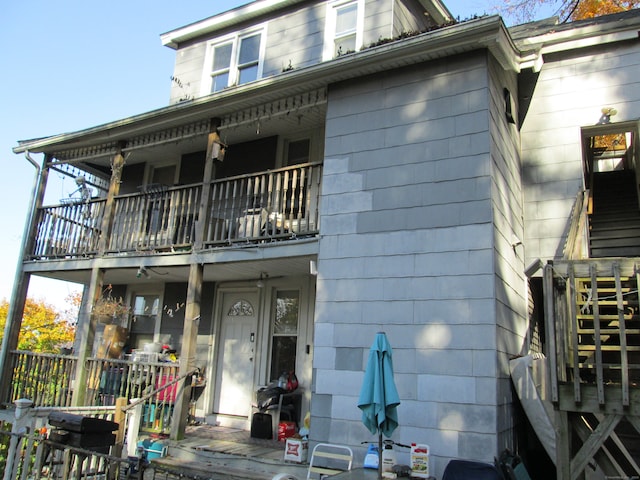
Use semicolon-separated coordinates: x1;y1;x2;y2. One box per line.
257;272;267;288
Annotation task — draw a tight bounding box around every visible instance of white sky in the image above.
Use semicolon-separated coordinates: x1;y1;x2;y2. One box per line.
0;0;558;311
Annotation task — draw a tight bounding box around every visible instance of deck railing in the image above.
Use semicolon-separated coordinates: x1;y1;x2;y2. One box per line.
5;351;78;408
5;352;182;435
543;258;640;405
31;199;105;259
85;357;180;434
29;163;322;258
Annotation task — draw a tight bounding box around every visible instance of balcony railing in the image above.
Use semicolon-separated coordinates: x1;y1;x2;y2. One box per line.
29;163;322;259
31;199;105;259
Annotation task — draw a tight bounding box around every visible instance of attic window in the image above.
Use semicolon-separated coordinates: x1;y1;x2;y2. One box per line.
323;0;364;60
203;27;265;94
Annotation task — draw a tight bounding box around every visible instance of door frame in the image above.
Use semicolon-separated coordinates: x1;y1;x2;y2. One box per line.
204;275;315;428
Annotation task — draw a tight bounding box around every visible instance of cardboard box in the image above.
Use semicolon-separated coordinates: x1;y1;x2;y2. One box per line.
284;438;308;463
97;326;128;359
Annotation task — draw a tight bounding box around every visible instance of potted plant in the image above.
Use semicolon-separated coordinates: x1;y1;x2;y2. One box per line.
91;285;130;324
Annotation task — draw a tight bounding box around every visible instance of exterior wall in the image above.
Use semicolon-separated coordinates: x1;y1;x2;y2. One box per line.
521;41;640;265
314;52;506;478
262;3;326;76
487;55;526;452
393;0;434;36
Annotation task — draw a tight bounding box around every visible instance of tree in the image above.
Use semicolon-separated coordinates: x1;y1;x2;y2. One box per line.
498;0;639;25
0;298;75;353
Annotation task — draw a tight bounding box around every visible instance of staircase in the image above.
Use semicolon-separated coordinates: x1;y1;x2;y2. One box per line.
590;170;640;257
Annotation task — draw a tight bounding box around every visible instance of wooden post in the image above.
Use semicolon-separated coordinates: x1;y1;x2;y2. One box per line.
113;397;127;458
170;263;202;440
98;144;125;255
0;155;49;405
72;268;105;406
193;119;221;250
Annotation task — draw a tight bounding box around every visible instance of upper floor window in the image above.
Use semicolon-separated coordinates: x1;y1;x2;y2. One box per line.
203;28;265;94
323;0;364;60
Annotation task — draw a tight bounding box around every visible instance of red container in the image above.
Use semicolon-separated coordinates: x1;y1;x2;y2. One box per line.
277;421;296;442
156;375;177;402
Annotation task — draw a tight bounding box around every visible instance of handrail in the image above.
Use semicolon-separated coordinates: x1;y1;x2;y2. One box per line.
123;368;198;412
564;188;590;259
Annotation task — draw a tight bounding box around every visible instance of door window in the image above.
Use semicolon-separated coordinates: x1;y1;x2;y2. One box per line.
270;290;299;381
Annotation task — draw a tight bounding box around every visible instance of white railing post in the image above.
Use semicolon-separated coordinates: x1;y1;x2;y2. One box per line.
126;400;143;457
4;399;33;480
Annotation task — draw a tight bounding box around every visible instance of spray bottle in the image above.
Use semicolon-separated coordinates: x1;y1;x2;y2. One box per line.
381;440;397;473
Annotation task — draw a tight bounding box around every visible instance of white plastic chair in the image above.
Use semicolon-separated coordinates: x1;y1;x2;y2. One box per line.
306;443;353;479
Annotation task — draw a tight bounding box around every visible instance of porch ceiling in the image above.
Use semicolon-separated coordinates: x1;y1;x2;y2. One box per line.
23;245;317;288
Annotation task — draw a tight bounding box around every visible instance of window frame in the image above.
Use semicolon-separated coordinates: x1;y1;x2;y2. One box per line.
201;25;267;95
268;289;301;382
323;0;365;61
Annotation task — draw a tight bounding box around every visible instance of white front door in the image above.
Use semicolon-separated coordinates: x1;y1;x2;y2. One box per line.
214;291;259;417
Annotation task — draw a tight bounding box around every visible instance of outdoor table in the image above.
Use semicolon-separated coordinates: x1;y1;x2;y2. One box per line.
330;468;380;479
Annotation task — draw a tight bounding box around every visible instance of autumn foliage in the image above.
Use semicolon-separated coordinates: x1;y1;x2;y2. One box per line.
0;298;75;353
499;0;639;25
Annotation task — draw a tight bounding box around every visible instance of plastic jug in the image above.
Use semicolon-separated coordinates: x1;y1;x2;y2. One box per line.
410;443;430;478
382;440;396;473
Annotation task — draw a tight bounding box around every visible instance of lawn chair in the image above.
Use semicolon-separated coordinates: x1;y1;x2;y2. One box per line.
307;443;353;479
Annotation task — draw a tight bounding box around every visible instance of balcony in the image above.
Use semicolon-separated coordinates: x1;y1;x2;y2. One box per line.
29;162;322;260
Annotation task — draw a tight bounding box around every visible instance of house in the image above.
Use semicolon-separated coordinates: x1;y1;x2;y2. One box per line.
2;0;640;478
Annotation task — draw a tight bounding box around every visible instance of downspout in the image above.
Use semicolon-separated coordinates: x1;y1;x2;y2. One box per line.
0;151;43;403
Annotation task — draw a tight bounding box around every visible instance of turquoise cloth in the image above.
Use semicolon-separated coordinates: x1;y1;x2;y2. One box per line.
357;332;400;438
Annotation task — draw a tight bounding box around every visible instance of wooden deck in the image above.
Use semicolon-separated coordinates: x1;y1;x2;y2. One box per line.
154;424;309;480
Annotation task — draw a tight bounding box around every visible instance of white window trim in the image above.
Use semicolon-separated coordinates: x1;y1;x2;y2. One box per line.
200;24;267;96
322;0;365;61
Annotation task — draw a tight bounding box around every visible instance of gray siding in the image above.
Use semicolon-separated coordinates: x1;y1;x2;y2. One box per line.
315;53;502;478
487;55;526;454
263;3;326;76
393;0;434;36
521;43;640;264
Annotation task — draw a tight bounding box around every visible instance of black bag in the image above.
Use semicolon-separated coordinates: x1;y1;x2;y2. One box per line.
250;412;272;439
256;385;286;410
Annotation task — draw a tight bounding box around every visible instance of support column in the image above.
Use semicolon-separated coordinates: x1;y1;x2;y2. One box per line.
0;153;49;404
193;119;221;250
170;263;202;440
98;143;125;255
71;267;105;406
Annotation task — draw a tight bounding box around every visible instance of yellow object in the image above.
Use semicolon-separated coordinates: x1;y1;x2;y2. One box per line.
303;411;310;429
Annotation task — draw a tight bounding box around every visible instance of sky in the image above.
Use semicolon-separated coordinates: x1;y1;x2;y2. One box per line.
0;0;556;311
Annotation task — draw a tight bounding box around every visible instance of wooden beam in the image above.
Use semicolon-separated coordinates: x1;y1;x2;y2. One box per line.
193;119;221;250
170;263;203;440
570;413;622;480
72;268;104;406
98;143;125;255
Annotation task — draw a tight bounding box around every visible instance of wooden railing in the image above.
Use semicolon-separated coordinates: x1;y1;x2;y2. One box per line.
30;199;105;259
85;357;180;434
203;162;322;246
5;352;182;434
108;183;202;252
543;258;640;406
29;163;322;258
5;351;78;408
